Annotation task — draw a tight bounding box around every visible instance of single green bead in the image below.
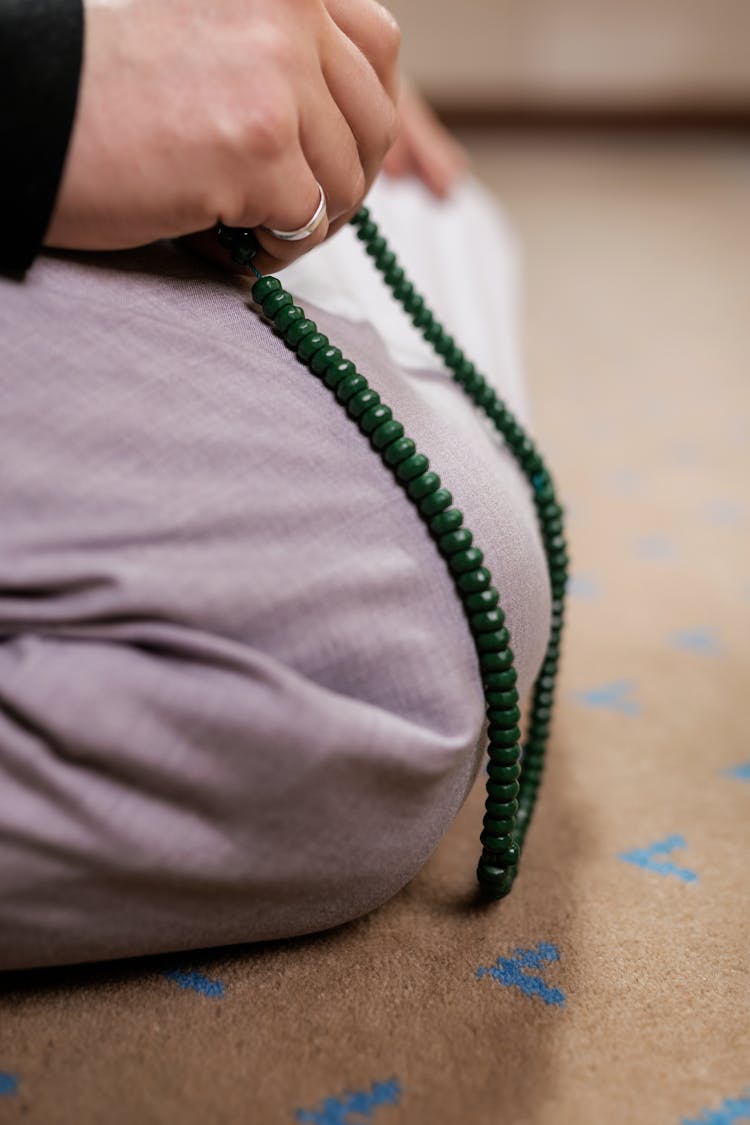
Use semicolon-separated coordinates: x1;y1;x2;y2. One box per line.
429;508;463;536
376;249;397;272
485;689;518;711
435;334;455;358
487;707;522;730
423;322;442;344
483;668;518;692
392;279;413;302
384;265;405;288
273;304;304;333
470;608;505;634
476;861;515;899
413;307;432;328
532;692;554;713
437;528;473;557
395;453;429;483
448;548;484;576
356;219;377;241
498;840;520;867
504;419;523;443
537;499;562;522
480;649;514;673
478;390;498;414
286;317;317;348
347;388;380;419
454;359;476;384
476;627;511;653
528;720;551;741
366;235;387;259
443;344;463;368
403;292;424;315
486;792;516;815
487;762;521;784
407;471;440;501
523;739;547;759
262;290;293;318
383;437;416;467
543;517;564;540
310;346;342;376
336;373;368;403
483;814;519;841
480;830;514;852
516;435;537;460
484;781;520;805
371;419;405;450
488;724;520;748
485;798;518;821
457;566;491;594
297;331;329;362
481;815;514;839
465;588;500;614
488;751;521;769
531;469;551;493
488;721;521;745
359;404;393;434
323;359;357;390
252;276;281;303
419;487;453;518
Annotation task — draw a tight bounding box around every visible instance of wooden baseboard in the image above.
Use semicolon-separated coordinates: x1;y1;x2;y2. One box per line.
432;102;750;133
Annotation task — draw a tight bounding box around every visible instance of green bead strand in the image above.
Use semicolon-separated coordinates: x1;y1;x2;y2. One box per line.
218;205;568;904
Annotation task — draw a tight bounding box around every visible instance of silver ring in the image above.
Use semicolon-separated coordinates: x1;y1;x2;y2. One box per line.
263;183;327;242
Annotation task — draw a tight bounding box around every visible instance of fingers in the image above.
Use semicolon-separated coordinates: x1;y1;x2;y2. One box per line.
320;23;398;221
208;0;402;276
403;96;468;199
323;0;401;104
298;87;366;225
382;84;469;199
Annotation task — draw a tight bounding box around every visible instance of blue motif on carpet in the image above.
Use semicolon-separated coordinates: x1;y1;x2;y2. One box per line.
162;969;226;999
619;835;698;883
704;499;743;527
567;573;600;600
635;534;676;560
295;1078;401;1124
607;468;641;495
574;679;640;716
681;1089;750;1124
723;762;750;782
476;943;565;1007
0;1073;18;1097
669;627;723;656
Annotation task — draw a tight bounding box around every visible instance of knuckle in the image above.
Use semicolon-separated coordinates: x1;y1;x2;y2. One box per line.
243;100;297;161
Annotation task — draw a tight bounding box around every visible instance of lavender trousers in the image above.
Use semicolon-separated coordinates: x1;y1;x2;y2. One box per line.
0;176;550;970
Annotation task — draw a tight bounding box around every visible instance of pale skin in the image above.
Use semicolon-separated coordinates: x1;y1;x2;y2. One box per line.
45;0;468;276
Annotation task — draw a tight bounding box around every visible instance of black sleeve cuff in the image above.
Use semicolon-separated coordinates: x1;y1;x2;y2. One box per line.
0;0;84;275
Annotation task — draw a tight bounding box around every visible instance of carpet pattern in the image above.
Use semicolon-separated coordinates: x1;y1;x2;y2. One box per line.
1;133;748;1125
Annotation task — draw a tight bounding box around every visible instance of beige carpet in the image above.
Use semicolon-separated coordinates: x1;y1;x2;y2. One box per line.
1;131;748;1125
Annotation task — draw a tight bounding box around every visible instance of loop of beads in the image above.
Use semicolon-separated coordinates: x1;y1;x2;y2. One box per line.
218;210;568;901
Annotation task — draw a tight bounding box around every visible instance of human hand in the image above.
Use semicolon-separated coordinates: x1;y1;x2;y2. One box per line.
45;0;400;275
383;78;469;199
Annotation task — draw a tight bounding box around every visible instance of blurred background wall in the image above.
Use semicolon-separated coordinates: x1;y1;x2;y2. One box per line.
387;0;750;118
